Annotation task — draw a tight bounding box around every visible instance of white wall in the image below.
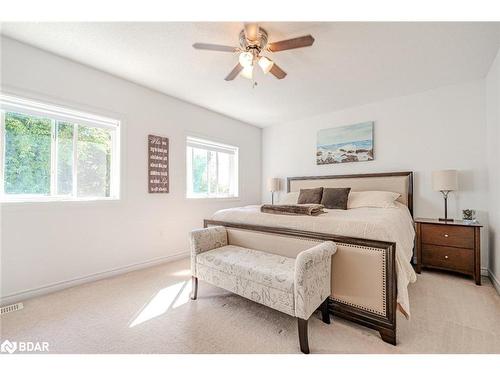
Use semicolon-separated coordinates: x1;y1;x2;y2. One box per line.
262;80;489;270
0;37;262;302
486;48;500;292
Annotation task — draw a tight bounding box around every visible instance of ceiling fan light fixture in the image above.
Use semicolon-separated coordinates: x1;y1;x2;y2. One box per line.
238;51;254;68
240;65;253;80
258;56;274;74
193;23;314;82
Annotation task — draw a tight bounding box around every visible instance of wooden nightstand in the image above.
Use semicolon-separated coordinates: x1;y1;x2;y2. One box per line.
415;218;482;285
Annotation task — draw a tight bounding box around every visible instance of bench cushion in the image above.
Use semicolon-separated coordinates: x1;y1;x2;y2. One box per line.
196;245;295;293
196;263;295;316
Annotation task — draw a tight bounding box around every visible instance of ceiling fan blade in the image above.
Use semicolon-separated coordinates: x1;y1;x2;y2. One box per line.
269;63;287;79
267;35;315;52
225;64;244;81
193;43;238;52
244;23;259;42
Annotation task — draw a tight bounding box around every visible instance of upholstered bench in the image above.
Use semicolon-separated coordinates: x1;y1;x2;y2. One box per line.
189;226;337;354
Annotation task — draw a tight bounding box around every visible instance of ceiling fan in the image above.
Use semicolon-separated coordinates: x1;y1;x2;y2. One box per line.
193;23;315;82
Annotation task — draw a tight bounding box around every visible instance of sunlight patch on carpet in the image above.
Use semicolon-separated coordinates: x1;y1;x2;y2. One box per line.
129;281;190;327
172;281;192;309
172;269;191;276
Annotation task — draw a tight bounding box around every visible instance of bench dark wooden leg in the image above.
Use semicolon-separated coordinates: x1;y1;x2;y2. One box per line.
320;298;330;324
190;276;198;300
297;318;310;354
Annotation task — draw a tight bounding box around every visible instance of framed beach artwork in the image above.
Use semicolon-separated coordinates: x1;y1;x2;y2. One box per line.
316;121;374;164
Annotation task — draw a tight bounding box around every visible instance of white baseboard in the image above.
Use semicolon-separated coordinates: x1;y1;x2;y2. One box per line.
488;269;500;296
481;267;489;276
0;251;189;306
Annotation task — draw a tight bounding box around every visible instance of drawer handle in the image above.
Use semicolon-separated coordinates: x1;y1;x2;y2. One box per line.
444;255;449;259
444;234;449;238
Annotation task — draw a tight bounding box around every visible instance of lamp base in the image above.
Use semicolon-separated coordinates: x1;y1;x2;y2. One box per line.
438;218;454;222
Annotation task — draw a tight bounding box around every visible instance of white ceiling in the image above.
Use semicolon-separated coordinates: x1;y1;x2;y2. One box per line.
1;22;500;127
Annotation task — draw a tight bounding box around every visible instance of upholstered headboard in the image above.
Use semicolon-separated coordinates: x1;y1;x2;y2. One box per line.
287;172;413;216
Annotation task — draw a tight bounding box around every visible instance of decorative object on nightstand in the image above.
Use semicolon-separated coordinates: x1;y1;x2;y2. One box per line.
414;218;482;285
432;170;458;221
462;209;477;224
267;177;280;204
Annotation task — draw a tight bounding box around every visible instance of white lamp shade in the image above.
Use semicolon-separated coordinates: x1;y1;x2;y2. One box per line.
258;56;274;74
238;52;253;67
432;170;458;191
267;177;280;192
240;65;253;80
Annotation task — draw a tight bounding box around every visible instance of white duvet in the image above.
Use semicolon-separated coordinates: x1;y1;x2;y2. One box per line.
212;202;417;317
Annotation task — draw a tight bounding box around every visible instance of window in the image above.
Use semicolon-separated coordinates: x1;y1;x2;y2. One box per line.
0;94;120;202
186;136;238;198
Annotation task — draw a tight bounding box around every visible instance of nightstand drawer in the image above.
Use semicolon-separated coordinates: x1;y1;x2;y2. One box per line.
421;244;474;273
421;224;474;248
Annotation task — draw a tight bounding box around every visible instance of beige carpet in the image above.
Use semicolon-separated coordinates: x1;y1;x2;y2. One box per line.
1;257;499;354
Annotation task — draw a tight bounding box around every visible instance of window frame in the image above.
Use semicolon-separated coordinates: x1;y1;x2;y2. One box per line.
0;94;121;203
185;136;239;200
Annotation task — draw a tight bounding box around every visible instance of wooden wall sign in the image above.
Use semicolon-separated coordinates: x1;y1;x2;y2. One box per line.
148;135;169;193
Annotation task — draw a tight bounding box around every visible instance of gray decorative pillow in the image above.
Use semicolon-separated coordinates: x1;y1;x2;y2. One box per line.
321;187;351;209
297;187;323;204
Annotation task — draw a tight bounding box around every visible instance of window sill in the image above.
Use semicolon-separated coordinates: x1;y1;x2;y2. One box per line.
1;196;120;204
185;196;241;202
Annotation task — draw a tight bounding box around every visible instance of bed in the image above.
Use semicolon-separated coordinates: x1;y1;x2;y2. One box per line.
204;171;416;345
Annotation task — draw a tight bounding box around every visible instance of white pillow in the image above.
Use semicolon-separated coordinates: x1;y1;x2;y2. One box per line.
347;191;401;209
279;192;300;204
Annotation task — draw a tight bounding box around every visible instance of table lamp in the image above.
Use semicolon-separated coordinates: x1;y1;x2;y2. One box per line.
432;170;458;221
267;177;280;205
